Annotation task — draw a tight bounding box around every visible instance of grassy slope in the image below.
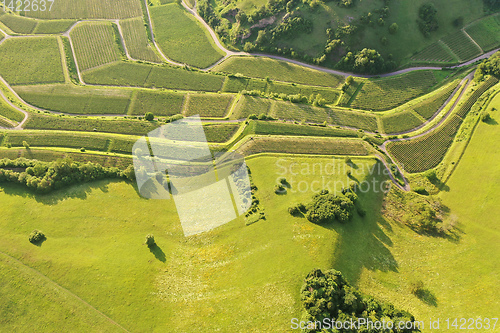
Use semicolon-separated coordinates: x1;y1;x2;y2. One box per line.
151;4;224;68
0;156;379;332
342;111;500;331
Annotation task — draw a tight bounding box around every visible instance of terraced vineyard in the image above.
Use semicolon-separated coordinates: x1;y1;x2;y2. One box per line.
441;30;482;62
0;13;37;33
381;111;424;134
454;76;499;118
70;22;123;71
412;80;461;119
183;93;234;117
230;96;272;119
270;101;330;123
410;42;457;63
0;37;64;85
329;109;379;132
213;56;343;87
150;4;224;68
0;97;25;123
351;71;438;111
120;17;161;63
387;115;463;173
465;16;500;51
246;121;358;138
4;132;110;151
130;90;185;116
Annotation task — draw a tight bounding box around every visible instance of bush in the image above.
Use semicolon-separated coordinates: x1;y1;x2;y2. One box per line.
80;147;86;152
389;22;399;34
481;112;491;122
409;280;425;295
278;177;287;184
144;112;154;121
145;234;155;247
22;141;30;149
274;184;286;194
29;230;45;244
414;187;428;195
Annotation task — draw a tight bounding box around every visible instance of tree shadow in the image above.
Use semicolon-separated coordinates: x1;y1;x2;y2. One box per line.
31;237;46;247
415;288;438;307
0;179;121;205
148;244;166;262
484;117;498;125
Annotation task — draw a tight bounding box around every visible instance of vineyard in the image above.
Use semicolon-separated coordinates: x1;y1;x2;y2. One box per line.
267;82;301;96
150;3;224;68
238;137;369;157
381;111;424;134
247;121;358;138
0;37;64;85
441;30;482;62
298;86;340;105
410;41;457;63
455;76;499;118
183;93;234;118
0;97;25;122
130;90;185;116
202;124;239;143
329;109;379;132
230;96;272;119
32;19;75;34
465;16;500;51
351;71;438;111
388;76;499;172
120;17;161;63
270;101;330;123
4;132;110;151
70;22;122;71
387;115;463;173
83;62;225;92
213;56;343;87
21;0;142;19
0;13;37;33
412;80;460;119
15;85;132;115
222;77;249;93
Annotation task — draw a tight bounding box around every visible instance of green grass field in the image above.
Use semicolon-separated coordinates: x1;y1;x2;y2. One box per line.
150;4;224;68
184;93;234;117
20;0;142;19
16;84;132;115
0;96;25;122
70;22;122;71
213;56;343;88
83;62;225;92
0;37;64;85
120;17;161;63
465;15;500;51
351;71;438;111
351;111;500;331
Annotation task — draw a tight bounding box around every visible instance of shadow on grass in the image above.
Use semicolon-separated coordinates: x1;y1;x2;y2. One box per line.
415;288;438;307
484;117;498;125
148;244;166;262
31;237;46;247
0;179;123;205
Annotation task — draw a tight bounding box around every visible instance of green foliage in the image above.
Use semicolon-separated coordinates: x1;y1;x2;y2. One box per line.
465;16;500;51
70;22;122;71
300;268;418;332
481;112;491;122
417;3;439;37
475;51;500;80
409;280;425;295
0;158;130;193
0;37;65;85
389;22;399;34
145;234;156;247
61;36;79;84
381;111;424;134
0;13;37;33
144;112;154;121
304;190;356;224
29;230;46;244
151;4;224;68
131;90;185;116
337;48;388;74
413;80;460;119
33;20;76;34
0;96;24;123
5;132;109;151
411;42;456;63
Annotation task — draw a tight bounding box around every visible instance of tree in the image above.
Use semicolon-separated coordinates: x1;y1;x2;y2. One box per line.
389;22;399;34
481;112;491;122
22;141;30;149
145;234;156;247
345;75;354;85
418;3;439;37
29;230;45;244
144;112;154;121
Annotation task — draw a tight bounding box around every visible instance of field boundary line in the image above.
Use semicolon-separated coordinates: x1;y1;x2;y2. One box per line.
0;250;130;332
114;20;132;61
409;109;426;123
63;23;84;84
461;28;484;54
56;36;71;84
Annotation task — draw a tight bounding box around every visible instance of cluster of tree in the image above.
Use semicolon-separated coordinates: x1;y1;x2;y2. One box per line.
269;15;313;41
475;51;500;81
198;0;220;30
29;230;45;244
290;186;362;224
483;0;500;12
0;158;135;193
300;268;419;332
327;0;355;8
337;48;396;74
417;3;439;37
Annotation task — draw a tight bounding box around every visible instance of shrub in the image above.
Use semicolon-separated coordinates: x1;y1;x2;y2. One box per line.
278;177;287;184
80;147;86;152
414;187;428;195
288;204;302;216
409;280;425;295
22;141;30;149
144;112;154;121
29;230;45;244
481;112;491;122
145;234;155;247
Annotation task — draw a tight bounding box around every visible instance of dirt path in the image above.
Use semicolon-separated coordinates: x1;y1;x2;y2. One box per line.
0;250;130;332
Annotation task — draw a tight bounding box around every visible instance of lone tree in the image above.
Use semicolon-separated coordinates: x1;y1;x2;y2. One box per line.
389;22;399;34
145;234;156;247
22;141;30;149
29;230;45;244
144;112;155;121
